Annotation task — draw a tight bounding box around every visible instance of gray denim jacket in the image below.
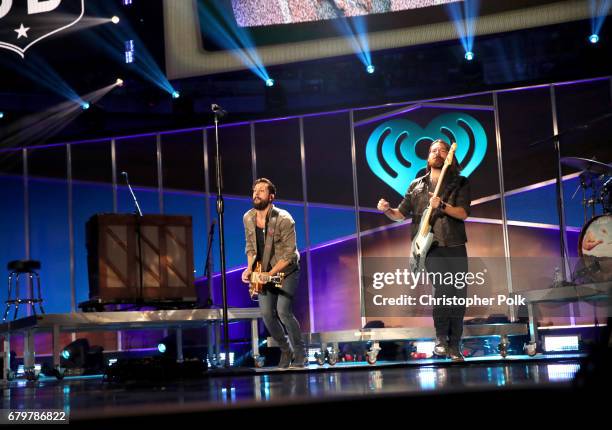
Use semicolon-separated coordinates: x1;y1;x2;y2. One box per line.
243;205;300;270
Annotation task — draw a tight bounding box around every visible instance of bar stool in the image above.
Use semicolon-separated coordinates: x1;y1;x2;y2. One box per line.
4;260;45;321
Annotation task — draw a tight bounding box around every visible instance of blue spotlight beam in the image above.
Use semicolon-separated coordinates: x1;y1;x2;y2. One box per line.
84;4;176;96
1;83;117;148
590;0;611;36
330;14;371;69
2;54;83;104
447;0;481;55
197;2;270;82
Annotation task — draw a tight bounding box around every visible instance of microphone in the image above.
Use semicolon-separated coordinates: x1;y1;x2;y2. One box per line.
121;170;143;217
211;103;227;117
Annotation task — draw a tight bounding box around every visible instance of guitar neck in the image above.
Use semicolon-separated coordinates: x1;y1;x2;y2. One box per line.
419;163;452;235
431;163;451;199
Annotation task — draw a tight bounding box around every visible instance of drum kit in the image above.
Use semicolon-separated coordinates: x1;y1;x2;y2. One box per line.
561;157;612;282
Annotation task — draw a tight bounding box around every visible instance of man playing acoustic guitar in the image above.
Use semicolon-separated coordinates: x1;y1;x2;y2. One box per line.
377;139;471;361
241;178;306;368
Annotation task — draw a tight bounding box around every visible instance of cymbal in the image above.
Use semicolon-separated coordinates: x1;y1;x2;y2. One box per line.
560;157;612;175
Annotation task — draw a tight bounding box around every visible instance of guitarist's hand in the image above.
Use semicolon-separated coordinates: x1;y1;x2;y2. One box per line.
241;268;252;284
377;199;390;212
428;192;442;209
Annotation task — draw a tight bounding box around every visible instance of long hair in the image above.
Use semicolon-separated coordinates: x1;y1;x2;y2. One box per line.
426;139;461;176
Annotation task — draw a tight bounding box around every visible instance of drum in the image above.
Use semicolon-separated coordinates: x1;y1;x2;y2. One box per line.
577;214;612;282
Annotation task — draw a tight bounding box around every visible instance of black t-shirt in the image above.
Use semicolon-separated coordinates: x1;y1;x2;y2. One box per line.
255;226;271;270
255;227;264;261
397;172;471;247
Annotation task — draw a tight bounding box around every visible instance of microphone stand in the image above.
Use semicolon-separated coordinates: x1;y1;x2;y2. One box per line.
212;105;231;368
122;172;144;304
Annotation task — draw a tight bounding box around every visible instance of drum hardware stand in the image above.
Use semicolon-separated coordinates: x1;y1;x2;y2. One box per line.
530;111;612;284
572;171;602;224
529;138;571;283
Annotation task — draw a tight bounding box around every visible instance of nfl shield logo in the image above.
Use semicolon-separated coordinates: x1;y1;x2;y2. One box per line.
0;0;84;58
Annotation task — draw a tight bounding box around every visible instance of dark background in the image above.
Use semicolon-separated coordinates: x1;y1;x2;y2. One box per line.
0;0;610;144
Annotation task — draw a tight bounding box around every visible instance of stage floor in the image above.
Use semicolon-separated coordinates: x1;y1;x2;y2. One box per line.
1;355;586;422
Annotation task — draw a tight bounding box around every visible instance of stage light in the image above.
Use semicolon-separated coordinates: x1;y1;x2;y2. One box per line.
81;102;90;110
115;78;124;87
172;91;180;99
447;1;480;64
124;39;135;64
366;64;375;74
543;335;579;352
156;334;198;360
111;16;120;24
220;352;234;366
589;33;599;43
0;112;4;119
61;338;89;368
265;78;275;87
60;338;104;373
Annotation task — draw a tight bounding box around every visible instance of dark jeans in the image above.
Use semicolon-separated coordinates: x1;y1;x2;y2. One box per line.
425;244;468;348
257;269;304;354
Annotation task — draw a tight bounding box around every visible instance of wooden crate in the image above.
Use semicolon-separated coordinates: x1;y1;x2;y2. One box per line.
86;214;196;302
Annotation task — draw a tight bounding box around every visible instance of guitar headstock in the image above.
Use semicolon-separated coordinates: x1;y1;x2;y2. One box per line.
444;142;457;167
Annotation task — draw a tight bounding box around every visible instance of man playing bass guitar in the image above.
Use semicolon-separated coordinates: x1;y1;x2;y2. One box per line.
377;139;471;361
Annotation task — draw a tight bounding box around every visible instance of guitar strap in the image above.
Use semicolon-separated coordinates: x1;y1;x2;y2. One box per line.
261;207;279;272
431;173;461;224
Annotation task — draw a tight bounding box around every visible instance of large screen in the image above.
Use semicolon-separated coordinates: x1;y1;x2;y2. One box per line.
164;0;592;79
231;0;463;28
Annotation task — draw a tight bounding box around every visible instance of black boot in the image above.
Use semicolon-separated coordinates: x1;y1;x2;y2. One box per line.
278;347;293;369
448;344;464;362
433;337;448;357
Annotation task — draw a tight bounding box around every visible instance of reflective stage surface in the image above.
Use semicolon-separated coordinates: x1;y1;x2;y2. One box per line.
1;357;586;421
